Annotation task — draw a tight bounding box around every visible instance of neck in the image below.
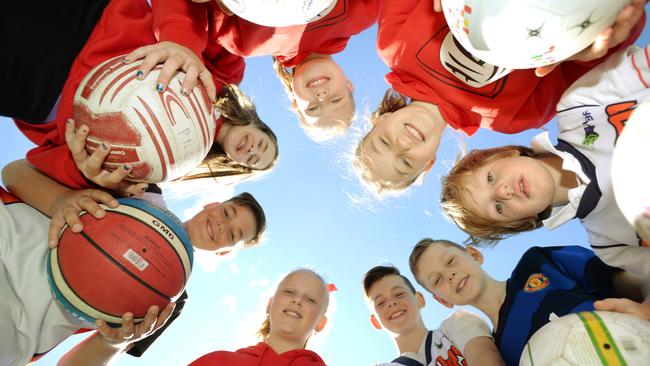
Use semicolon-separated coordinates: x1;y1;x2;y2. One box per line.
538;154;578;206
471;276;507;330
393;321;429;355
215;122;231;146
266;334;306;355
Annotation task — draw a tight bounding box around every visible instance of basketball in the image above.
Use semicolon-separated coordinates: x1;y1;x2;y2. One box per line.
442;0;629;69
520;311;650;365
612;94;650;245
73;55;217;183
47;198;193;325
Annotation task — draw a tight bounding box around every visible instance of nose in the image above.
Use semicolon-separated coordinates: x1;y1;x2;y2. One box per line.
447;272;456;283
314;88;328;101
291;297;303;306
495;181;512;200
396;135;411;150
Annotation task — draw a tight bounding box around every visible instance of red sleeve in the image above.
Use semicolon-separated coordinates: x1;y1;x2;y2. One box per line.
188;351;232;366
376;0;419;66
27;144;94;189
152;0;209;58
203;43;246;86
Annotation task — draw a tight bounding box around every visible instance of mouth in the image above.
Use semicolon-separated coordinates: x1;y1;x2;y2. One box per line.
456;276;468;293
206;218;215;242
388;310;406;320
283;309;302;319
236;134;249;154
307;76;330;88
519;176;530;198
405;123;425;142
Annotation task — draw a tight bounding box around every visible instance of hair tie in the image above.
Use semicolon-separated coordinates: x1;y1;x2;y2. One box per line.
326;283;338;292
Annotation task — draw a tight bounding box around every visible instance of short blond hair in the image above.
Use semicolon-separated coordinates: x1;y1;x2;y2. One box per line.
440;145;552;246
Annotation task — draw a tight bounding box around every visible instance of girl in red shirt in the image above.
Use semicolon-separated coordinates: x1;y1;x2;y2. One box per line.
189;268;332;366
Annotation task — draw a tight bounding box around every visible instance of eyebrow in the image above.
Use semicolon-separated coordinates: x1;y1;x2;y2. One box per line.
372;285;405;302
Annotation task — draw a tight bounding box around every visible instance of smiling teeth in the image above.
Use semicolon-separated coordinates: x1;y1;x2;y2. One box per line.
405;125;424;142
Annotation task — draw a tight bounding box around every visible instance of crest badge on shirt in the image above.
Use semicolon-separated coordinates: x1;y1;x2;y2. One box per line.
524;273;549;293
439;33;511;88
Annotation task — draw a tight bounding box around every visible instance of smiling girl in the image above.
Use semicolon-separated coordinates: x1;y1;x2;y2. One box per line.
189;268;332;366
16;0;277;196
125;0;377;141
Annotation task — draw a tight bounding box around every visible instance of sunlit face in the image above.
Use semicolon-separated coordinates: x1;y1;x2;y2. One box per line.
184;201;257;251
359;104;443;187
291;57;354;132
366;275;424;336
414;245;486;307
219;124;276;170
269;271;327;342
460;154;554;223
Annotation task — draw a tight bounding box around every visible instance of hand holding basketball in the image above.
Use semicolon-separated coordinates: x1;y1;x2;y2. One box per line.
535;0;645;77
122;41;216;102
595;298;650;322
65;119;148;197
96;303;176;349
48;188;118;248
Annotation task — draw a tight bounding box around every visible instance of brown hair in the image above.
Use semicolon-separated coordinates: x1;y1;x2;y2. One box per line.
273;57;354;142
440;145;552;246
257;268;330;343
408;238;465;289
354;89;416;194
226;192;266;246
180;84;279;182
362;265;417;297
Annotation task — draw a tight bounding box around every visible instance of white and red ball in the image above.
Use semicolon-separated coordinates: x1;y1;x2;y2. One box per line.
74;56;217;183
48;198;193;325
442;0;629;69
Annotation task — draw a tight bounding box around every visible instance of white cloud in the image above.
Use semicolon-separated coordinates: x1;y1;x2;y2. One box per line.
248;278;270;288
219;294;238;312
229;262;241;276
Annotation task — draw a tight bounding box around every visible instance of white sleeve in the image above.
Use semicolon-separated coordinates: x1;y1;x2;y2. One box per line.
558;45;650;110
438;309;492;354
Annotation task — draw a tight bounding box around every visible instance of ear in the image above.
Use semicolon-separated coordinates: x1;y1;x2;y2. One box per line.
290;99;297;111
423;158;435;174
415;292;426;308
314;315;328;333
371;112;389;126
433;294;453;309
346;79;354;93
369;314;382;330
466;246;484;265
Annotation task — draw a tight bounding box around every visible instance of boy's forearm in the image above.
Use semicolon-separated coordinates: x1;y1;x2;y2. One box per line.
1;159;71;217
57;332;127;366
463;336;505;366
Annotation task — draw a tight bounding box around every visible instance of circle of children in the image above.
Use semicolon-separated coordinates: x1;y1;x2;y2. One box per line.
1;0;650;365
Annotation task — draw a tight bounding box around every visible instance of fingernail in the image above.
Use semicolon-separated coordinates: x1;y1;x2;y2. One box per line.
96;319;104;326
121;56;130;64
140;184;148;192
101;143;109;151
151;306;159;314
123;165;131;171
125;313;133;321
180;89;189;97
156;83;165;92
66;119;72;125
49;240;56;247
80;126;88;134
136;70;144;79
72;224;83;232
96;209;105;218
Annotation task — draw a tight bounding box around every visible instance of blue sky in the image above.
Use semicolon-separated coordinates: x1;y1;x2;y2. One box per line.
2;11;649;366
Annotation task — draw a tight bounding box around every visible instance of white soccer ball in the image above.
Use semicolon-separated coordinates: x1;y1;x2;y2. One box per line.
219;0;337;27
74;56;217;183
612;94;650;245
442;0;629;69
520;311;650;366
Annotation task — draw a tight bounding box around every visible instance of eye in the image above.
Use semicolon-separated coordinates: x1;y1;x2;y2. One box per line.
400;157;412;168
434;275;441;286
380;137;389;147
377;301;385;308
307;297;317;304
223;208;229;218
487;172;494;185
307;105;319;112
495;201;503;214
229;232;235;243
331;97;343;104
447;257;455;265
283;289;293;295
396;292;405;298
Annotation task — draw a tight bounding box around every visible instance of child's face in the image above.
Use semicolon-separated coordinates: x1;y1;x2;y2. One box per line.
460;153;554;222
269;271;327;341
291;57;354;132
366;275;424;335
414;245;486;307
220;124;276;170
184;201;257;251
359;104;442;187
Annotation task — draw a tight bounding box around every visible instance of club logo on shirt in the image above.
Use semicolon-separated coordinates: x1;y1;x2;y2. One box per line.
580;111;599;148
524;273;549;293
434;345;467;366
439;33;511;88
606;100;638;143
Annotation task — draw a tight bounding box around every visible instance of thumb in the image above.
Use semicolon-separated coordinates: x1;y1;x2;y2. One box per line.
594;298;628;312
534;62;559;77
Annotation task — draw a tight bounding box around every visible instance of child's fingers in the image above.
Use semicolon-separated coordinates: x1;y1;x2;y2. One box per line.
120;313;135;340
155;303;175;330
88;189;119;208
432;0;442;12
181;66;200;97
594;298;632;313
120;182;148;198
84;143;112;180
48;216;66;248
139;305;160;336
122;45;150;64
78;195;107;219
156;58;184;93
62;207;84;233
534;63;559;77
135;50;161;83
65;119;87;157
198;69;217;102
